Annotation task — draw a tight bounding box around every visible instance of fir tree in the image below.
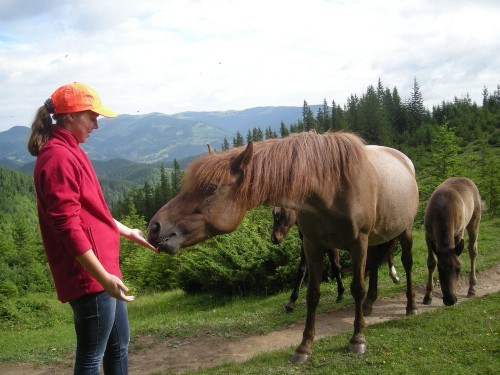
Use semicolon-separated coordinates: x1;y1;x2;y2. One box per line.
279;121;290;137
407;77;426;132
233;131;244;147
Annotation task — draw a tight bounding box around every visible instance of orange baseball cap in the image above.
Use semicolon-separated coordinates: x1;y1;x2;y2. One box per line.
50;82;117;118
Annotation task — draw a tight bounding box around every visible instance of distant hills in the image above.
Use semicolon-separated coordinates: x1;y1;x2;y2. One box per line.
0;106;312;169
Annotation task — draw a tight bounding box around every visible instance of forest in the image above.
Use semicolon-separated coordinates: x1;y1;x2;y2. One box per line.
0;78;499;304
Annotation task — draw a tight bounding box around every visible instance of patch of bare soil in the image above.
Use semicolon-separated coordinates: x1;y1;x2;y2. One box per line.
2;264;499;375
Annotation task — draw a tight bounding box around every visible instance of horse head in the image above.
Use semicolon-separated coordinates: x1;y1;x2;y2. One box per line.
432;239;464;306
271;207;297;244
148;142;254;254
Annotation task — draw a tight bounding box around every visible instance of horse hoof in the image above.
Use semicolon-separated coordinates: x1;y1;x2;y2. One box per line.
467;290;476;298
406;307;418;316
422;296;432;305
284;304;295;313
349;334;366;354
291;351;310;364
348;340;366;354
335;295;343;303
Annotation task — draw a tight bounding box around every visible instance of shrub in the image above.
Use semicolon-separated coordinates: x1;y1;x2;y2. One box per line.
176;208;302;296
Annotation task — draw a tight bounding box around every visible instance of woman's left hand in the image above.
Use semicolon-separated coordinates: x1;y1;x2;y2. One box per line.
128;228;159;253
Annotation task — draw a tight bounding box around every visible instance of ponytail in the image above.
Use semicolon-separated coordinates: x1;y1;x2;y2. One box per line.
28;100;54;156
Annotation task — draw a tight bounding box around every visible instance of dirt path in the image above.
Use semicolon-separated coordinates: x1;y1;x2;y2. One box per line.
2;264;499;374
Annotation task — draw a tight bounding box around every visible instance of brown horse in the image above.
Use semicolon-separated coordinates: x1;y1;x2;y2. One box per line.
148;131;419;362
272;207;346;311
423;177;482;306
272;206;401;312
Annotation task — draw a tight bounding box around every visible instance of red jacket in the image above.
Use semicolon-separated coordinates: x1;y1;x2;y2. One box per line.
34;126;121;302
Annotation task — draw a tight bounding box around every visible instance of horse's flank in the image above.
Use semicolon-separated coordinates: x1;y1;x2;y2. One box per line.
183;131;366;207
425;177;482;248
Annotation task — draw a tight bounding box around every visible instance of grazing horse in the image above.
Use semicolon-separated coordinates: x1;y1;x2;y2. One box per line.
272;206;346;311
148;131;419;362
272;206;401;312
423;177;482;306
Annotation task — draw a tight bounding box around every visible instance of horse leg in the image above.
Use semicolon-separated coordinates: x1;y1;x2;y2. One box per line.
363;241;395;316
423;233;436;305
399;229;418;315
466;220;480;297
348;235;368;354
387;247;400;284
285;243;307;313
291;239;324;364
327;248;345;303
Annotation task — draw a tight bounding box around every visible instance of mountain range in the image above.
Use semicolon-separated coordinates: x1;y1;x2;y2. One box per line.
0;106;314;169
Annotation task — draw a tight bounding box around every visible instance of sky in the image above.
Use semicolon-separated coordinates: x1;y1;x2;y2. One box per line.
0;0;499;132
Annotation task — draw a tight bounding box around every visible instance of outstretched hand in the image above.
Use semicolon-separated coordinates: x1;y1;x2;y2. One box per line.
128;228;158;253
114;220;158;254
102;273;135;302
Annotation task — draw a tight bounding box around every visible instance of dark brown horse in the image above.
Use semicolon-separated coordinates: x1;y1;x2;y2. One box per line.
148;131;419;362
272;206;401;312
272;206;345;311
423;177;482;306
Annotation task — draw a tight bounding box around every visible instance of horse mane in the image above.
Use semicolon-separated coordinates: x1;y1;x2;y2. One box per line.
182;131;367;206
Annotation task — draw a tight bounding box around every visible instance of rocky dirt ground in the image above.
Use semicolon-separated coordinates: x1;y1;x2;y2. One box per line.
1;264;499;374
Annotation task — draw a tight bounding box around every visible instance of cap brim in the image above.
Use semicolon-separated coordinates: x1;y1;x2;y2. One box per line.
91;105;118;118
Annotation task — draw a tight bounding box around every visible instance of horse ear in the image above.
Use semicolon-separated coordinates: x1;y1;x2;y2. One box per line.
207;144;215;155
231;141;253;173
454;239;464;256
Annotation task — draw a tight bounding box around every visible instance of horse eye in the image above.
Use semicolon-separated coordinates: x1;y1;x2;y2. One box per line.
205;184;217;195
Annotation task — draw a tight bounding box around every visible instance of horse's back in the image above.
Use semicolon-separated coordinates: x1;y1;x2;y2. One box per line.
426;177;481;233
364;145;419;244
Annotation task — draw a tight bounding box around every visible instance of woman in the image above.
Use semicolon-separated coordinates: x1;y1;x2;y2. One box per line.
28;82;157;374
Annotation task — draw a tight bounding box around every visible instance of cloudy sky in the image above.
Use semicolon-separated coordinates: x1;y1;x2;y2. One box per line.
0;0;499;132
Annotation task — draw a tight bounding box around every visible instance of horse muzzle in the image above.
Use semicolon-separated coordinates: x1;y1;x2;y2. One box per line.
443;294;457;306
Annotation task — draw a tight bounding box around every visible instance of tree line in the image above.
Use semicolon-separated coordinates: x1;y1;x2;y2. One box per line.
116;78;499;224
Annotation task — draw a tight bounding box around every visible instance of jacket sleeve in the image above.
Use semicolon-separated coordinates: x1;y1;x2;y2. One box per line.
38;151;92;257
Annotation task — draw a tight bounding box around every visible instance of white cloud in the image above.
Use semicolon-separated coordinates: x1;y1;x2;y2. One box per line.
0;0;499;131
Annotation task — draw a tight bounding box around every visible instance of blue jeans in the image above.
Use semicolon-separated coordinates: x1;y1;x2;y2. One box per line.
69;291;130;375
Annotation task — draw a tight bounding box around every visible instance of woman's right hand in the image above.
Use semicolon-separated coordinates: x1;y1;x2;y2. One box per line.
76;250;135;302
102;273;135;302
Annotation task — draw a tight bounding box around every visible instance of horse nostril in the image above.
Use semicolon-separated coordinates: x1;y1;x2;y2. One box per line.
149;221;161;241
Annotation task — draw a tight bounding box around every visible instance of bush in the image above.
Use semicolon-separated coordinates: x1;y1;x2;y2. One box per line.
176;208;302;296
0;280;18;298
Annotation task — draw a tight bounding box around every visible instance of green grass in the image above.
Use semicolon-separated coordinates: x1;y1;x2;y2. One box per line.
0;219;498;368
192;292;499;375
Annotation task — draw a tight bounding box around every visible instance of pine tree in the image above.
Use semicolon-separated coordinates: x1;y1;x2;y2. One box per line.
358;85;391;144
171;159;183;195
302;100;317;131
221;137;230;151
279;121;290;137
331;100;344;131
407;77;426;132
251;127;263;142
159;165;171;205
387;87;408;141
316;99;331;132
265;126;277;139
345;94;360;133
233;131;244;147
